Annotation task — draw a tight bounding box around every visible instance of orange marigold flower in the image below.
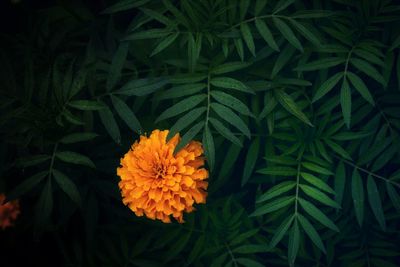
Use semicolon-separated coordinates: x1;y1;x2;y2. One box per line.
117;129;208;223
0;193;20;230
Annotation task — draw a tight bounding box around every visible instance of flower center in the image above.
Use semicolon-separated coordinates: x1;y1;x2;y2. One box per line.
153;164;167;179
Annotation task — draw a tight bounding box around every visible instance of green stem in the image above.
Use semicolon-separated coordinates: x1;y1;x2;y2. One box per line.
225;242;238;267
48;142;59;178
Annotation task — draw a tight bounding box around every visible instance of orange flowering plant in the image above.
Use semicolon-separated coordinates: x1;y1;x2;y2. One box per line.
0;193;20;230
117;130;208;223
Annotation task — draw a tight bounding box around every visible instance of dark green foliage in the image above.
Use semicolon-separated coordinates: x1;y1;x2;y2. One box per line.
1;0;400;266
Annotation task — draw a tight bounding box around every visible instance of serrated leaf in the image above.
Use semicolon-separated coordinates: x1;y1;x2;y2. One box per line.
367;176;386;230
167;107;206;140
60;132;98;144
174;122;203;153
6;171;48;201
56;151;95;168
211;62;251;75
289;19;321;46
156;94;206;123
210;77;254;94
273;17;303;52
257;166;297;176
203;125;215;171
257;181;296;203
313;72;343;102
234;38;245;61
150;32;179;57
209;118;242;147
98;105;121;144
107;42;129;91
335;161;346;207
302;162;333;175
298;214;326;253
111;95;142;134
346;71;375;105
271;44;296;78
295;58;346;71
298;198;339;231
68;100;105;111
159;83;206;100
52;169;82;207
240;23;256;56
116;78;167;96
324;139;352;160
301;172;335;194
211;103;251;138
340;78;351;128
274;89;313;126
250;196;294;216
241;137;260;186
211;91;252;117
269;214;294;248
255;19;279;51
350;58;385;85
300;184;340;208
351;168;364;227
288;220;300;266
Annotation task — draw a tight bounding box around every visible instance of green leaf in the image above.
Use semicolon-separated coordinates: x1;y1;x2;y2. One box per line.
298;214;326;253
98;105;121;144
302;162;333;175
124;29;170;40
273;17;303;52
209;118;242;147
288;220;300;266
273;0;295;14
6;171;48;201
167;107;206;140
60;132;98;144
240;23;256;56
351;168;364;227
241;137;260;186
111;95;142;134
140;7;170;25
68;100;105;111
312;72;343;102
300;184;340;208
301;172;335;194
116;78;167;96
367;176;386;230
298;198;339;231
230;229;259;245
174;122;203;153
257;181;296;203
236;258;264;267
150;32;179;57
269;214;294;248
233;245;269;254
271;44;296;78
250;196;295;216
334;161;346;207
16;155;51;168
386;182;400;211
56;151;95;168
255;19;279;51
211;62;251;75
210;77;254;94
340;77;351;128
203;125;215;171
211;103;251;138
255;0;268;16
35;178;53;226
289;19;321;46
234;38;245;61
107;42;129;91
102;0;150;13
211;91;252;117
350;58;385;85
323;139;352;160
274;89;313;126
257;167;297;176
346;71;375;105
295;58;346;71
159;83;206;100
52;169;82;207
156;94;206;122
